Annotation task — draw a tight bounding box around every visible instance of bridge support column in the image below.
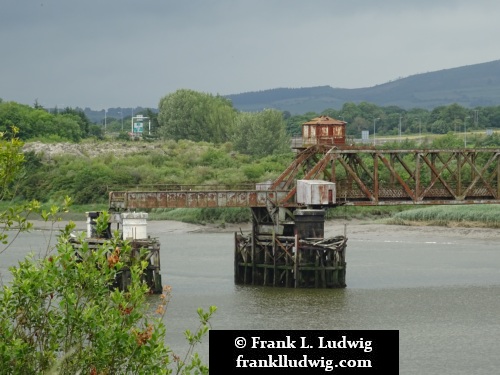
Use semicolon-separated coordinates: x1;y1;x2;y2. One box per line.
71;211;163;294
234;208;347;288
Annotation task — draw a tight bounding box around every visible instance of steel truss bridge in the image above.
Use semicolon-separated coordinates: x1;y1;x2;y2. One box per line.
109;146;500;210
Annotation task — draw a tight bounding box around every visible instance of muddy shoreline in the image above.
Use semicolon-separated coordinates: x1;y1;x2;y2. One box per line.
27;218;500;241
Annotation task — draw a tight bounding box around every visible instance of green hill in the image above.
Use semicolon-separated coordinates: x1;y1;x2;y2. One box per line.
226;59;500;114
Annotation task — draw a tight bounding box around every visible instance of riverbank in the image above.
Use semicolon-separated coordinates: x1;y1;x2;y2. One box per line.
27;218;500;242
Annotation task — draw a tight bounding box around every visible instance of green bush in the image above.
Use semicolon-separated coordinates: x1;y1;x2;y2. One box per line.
242;164;265;180
0;220;215;374
1;131;216;374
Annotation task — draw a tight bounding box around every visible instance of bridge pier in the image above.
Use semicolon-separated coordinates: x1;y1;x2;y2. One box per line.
234;208;347;288
70;211;163;294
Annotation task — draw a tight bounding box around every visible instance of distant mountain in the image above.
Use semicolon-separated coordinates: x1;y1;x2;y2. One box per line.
225;60;500;114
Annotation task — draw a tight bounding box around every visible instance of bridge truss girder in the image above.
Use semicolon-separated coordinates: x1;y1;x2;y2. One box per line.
273;146;500;206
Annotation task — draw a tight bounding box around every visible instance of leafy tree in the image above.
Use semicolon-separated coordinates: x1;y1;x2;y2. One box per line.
0;127;25;201
340;102;362;121
143;108;160;135
0;102;84;142
358;101;382;121
480;105;500;130
0;102;33;137
51;115;83;142
232;109;291;157
429;103;469;133
88;124;105;139
58;107;92;137
157;89;236;143
430;119;448;134
430;132;463;149
347;116;369;137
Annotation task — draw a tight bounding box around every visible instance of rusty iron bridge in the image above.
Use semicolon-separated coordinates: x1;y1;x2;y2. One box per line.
108;145;500;289
109;146;500;210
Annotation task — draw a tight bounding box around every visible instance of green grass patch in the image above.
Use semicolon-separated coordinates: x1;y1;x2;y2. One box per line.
326;205;414;221
386;205;500;228
149;207;251;225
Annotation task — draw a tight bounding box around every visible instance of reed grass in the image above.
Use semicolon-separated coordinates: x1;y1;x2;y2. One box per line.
148;207;251;224
326;205;412;220
386;205;500;228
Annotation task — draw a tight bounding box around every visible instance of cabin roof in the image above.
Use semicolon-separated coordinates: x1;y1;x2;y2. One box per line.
303;115;346;126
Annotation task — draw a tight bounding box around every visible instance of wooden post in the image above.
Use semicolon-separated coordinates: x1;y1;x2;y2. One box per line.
294;233;299;288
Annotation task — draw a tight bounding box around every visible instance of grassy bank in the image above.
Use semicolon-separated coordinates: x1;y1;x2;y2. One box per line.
3;201;499;228
326;205;412;221
385;204;500;228
147;207;251;224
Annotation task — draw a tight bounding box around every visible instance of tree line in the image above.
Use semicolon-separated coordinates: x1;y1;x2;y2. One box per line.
0;92;291;158
3;92;500;149
285;102;500;138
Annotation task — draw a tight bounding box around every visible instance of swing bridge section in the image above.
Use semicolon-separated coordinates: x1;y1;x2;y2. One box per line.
108;145;500;288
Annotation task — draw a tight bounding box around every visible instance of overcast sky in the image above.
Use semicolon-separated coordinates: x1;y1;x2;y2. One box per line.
1;0;499;110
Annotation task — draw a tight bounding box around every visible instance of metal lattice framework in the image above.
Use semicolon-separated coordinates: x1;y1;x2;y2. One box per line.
272;145;500;206
109;146;500;209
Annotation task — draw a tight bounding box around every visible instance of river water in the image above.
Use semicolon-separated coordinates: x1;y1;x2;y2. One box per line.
1;221;499;374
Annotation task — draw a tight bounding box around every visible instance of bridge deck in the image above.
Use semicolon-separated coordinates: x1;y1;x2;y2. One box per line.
109;148;500;210
108;190;292;210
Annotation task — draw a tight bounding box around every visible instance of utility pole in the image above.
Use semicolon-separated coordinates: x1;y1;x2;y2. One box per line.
399;114;402;141
464;116;470;148
373;118;380;146
118;111;123;131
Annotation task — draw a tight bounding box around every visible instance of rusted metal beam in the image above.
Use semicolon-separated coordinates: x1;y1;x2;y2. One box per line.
419;153;457;200
460;151;499;199
377;154;415;201
109;147;500;209
336;156;375;202
271;146;317;189
109;190;293;210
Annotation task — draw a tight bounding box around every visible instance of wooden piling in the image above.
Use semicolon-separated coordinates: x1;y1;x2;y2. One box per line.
234;209;347;288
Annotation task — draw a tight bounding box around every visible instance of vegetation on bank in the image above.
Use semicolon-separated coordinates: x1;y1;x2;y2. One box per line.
14;140;294;206
13;202;500;230
327;205;500;229
0;131;214;374
386;205;500;228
